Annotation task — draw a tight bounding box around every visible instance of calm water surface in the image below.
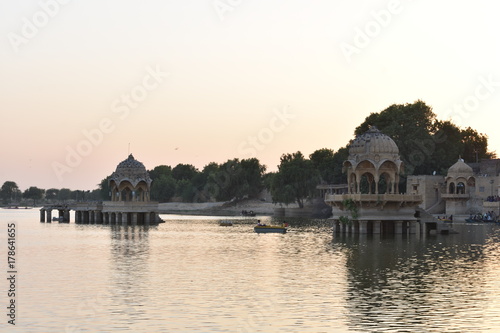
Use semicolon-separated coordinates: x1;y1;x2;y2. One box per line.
2;209;500;332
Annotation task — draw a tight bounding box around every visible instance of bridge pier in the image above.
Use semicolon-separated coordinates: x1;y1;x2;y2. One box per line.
40;203;162;226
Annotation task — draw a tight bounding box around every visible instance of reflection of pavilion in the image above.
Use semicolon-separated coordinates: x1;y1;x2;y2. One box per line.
40;154;162;225
325;127;422;234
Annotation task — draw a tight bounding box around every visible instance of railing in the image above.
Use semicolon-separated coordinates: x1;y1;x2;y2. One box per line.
325;193;422;202
440;193;470;199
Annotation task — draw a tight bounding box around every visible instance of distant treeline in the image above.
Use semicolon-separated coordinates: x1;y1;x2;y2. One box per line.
2;101;495;207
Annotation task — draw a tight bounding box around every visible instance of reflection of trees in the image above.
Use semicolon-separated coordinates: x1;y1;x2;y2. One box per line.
335;226;496;332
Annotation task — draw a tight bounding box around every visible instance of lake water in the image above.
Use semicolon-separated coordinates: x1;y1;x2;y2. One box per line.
2;209;500;332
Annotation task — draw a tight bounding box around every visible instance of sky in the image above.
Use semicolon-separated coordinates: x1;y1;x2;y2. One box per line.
1;0;500;191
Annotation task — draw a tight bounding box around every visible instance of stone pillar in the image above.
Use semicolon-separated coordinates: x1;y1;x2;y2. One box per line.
64;210;70;222
46;210;52;223
122;213;128;226
395;221;403;234
410;221;418;234
359;220;368;234
145;212;151;226
373;221;381;234
333;220;340;233
131;213;138;226
40;209;45;222
95;211;102;224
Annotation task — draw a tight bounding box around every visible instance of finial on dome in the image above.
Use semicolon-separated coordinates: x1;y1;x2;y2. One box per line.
128;153;134;160
368;125;380;133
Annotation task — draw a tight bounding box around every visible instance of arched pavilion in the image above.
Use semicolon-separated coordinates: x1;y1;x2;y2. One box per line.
325;126;422;234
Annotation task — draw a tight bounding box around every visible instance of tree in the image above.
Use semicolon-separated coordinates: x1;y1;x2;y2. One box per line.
0;181;21;204
199;162;222;202
309;148;337;184
461;126;495;163
331;146;349;184
59;188;72;202
150;175;176;202
98;175;112;200
431;120;464;174
240;158;266;198
22;186;44;206
354;100;495;178
45;188;60;202
176;179;197;202
149;165;172;181
355;100;437;175
172;164;199;181
206;158;266;202
268;152;319;208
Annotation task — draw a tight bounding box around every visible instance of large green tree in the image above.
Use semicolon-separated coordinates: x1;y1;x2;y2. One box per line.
268;152;319;208
355;100;436;175
355;100;495;177
151;175;176;202
309;148;338;184
148;165;172;181
59;188;72;202
0;181;21;204
23;186;44;206
172;164;199;181
45;188;60;202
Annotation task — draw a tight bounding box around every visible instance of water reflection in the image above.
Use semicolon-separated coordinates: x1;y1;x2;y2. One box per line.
334;225;500;332
109;226;151;327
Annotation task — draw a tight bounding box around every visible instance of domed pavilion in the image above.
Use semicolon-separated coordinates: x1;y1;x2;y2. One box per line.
110;154;152;202
71;154;161;226
325;126;422;234
441;158;476;215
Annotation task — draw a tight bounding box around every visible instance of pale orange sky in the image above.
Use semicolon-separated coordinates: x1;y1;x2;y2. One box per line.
1;0;499;190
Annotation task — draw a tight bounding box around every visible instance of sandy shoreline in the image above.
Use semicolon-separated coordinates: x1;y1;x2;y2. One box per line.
158;199;287;216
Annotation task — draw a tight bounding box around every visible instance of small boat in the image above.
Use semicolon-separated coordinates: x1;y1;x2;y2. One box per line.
241;210;256;217
219;221;233;226
254;224;287;234
465;218;498;223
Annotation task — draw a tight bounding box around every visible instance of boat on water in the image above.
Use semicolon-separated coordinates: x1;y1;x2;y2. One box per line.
254;222;288;234
219;221;233;226
466;213;498;223
241;210;256;217
465;218;499;224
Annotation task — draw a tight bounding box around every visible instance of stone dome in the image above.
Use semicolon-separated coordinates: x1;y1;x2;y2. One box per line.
111;154;151;186
447;158;473;176
349;126;399;157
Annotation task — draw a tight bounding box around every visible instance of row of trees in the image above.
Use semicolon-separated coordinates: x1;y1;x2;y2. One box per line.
0;181;100;206
2;101;495;208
